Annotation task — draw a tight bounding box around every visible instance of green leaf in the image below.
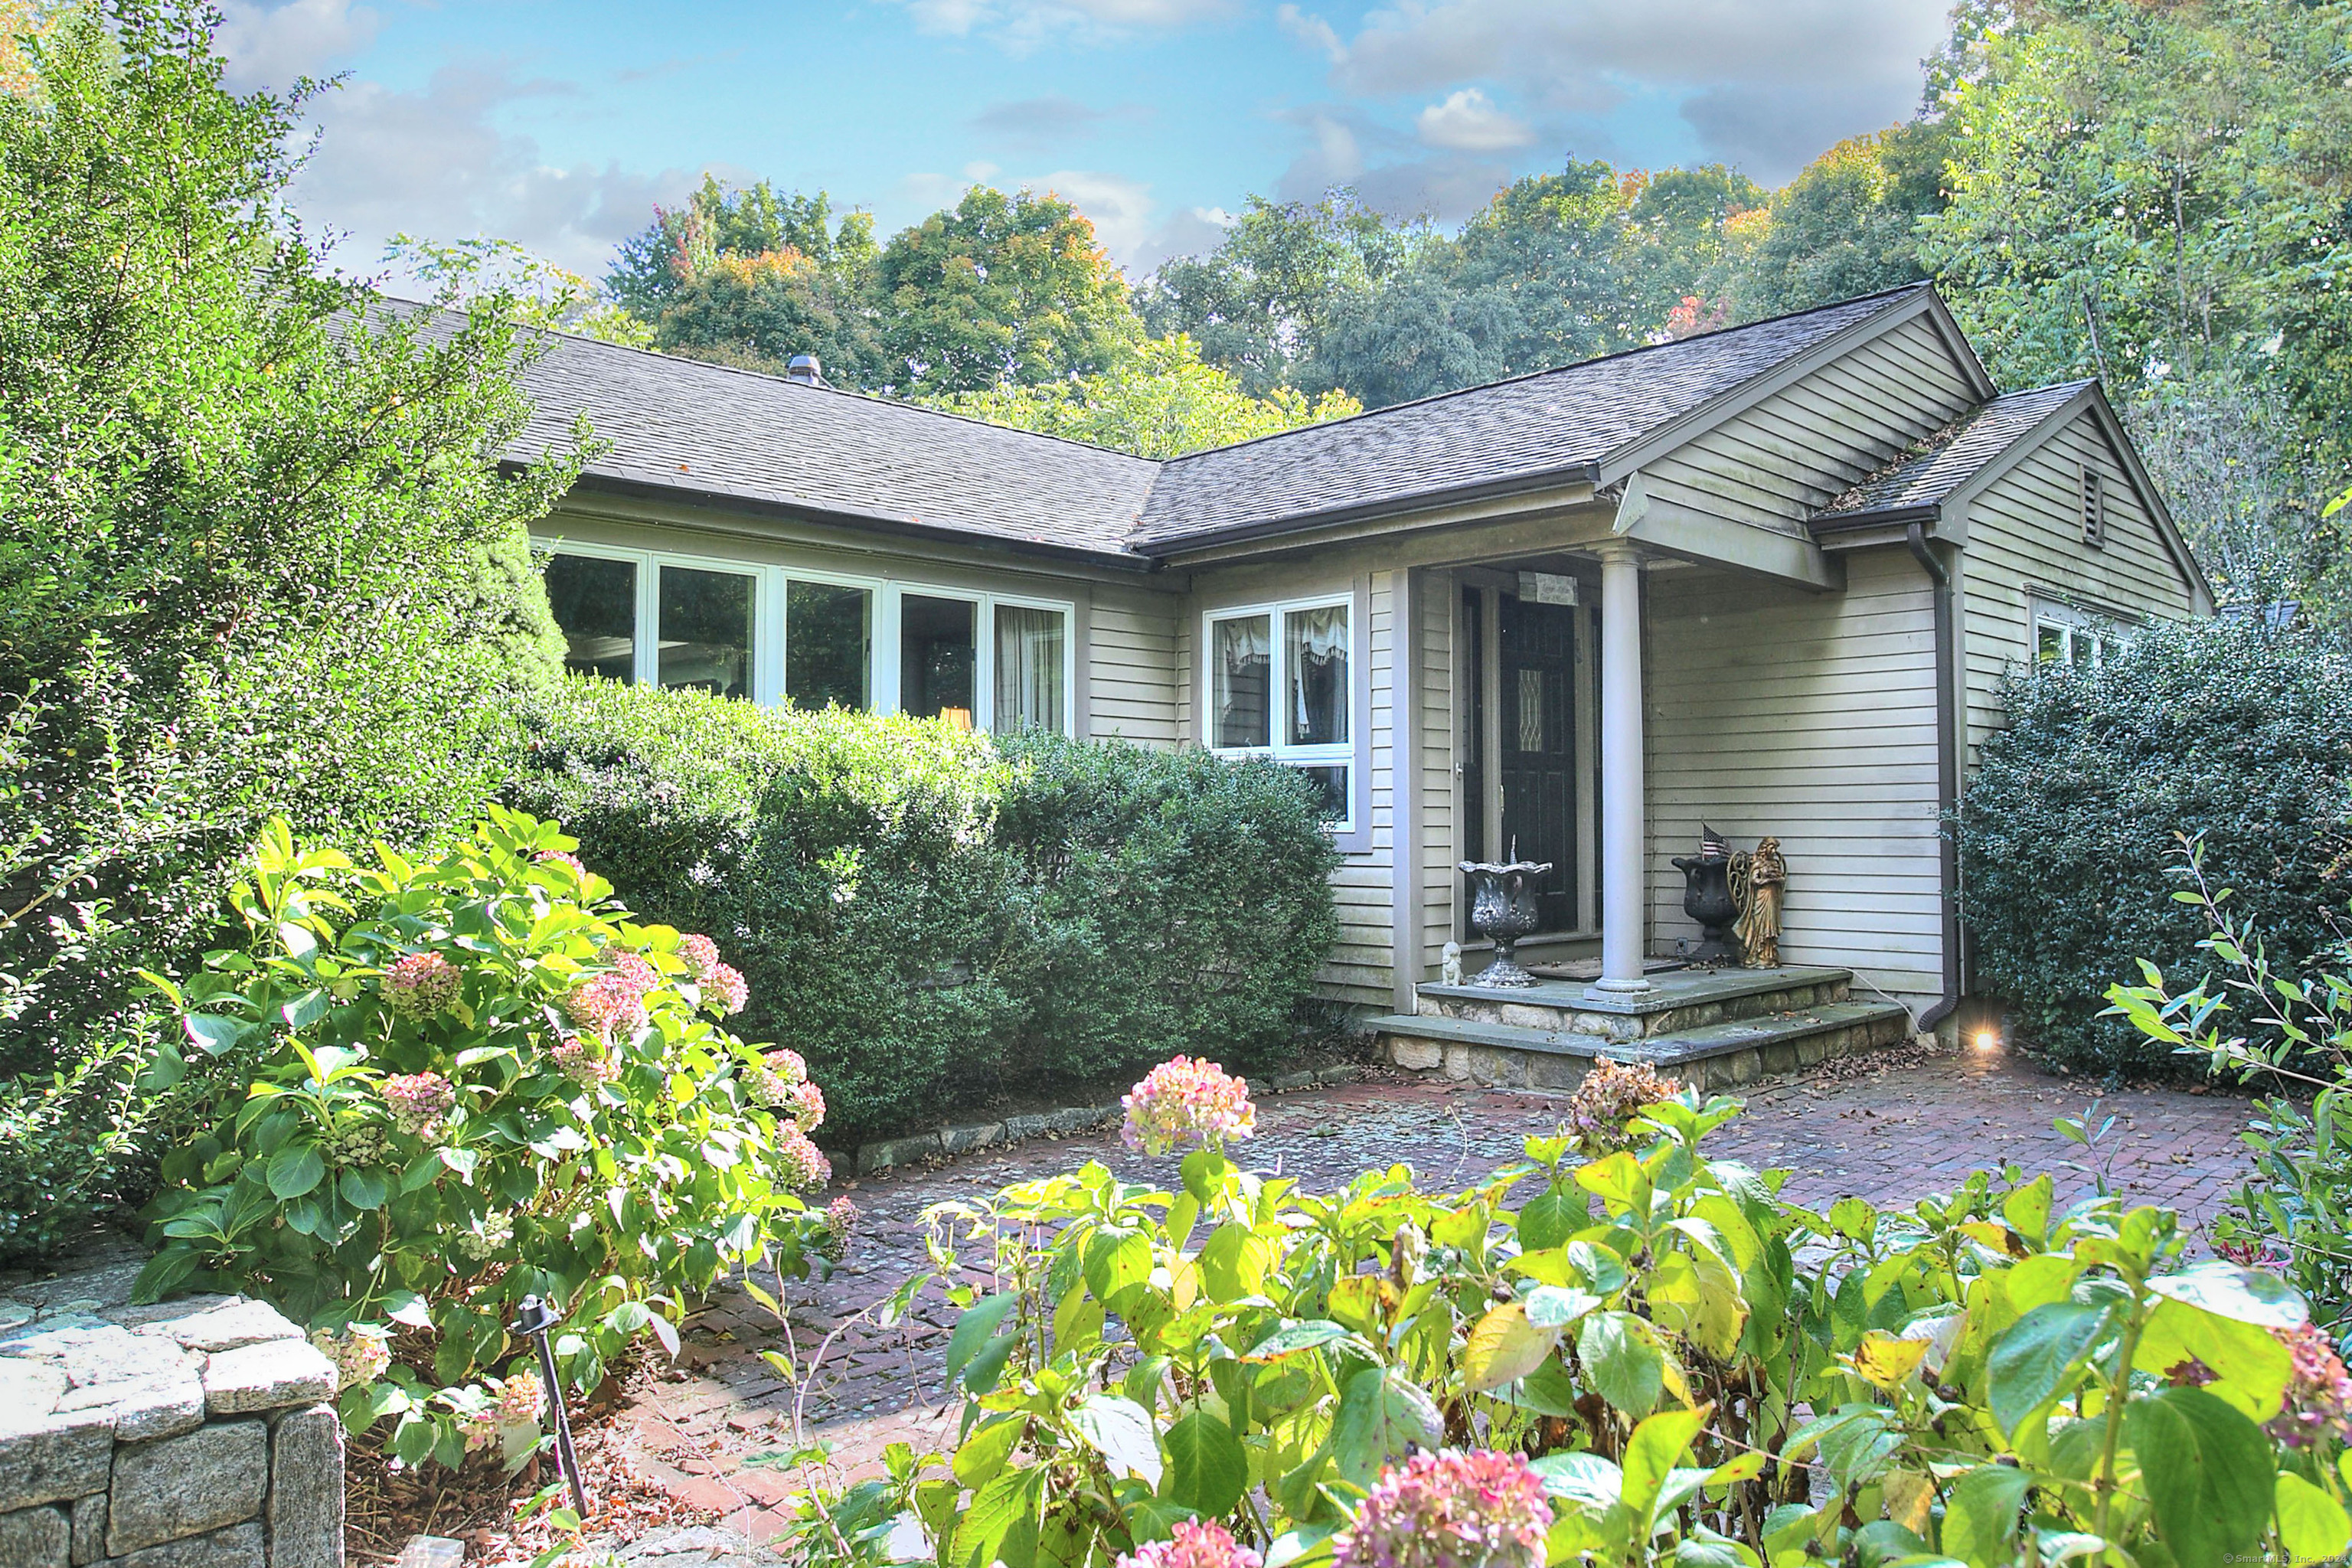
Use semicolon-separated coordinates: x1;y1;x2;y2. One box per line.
1530;1451;1622;1509
338;1167;387;1210
1067;1395;1161;1487
2148;1260;2308;1329
265;1143;325;1200
1243;1319;1355;1361
1578;1311;1664;1418
1939;1464;2029;1568
943;1295;1018;1385
2278;1472;2352;1560
1332;1366;1443;1485
1622;1405;1707;1520
2127;1386;2276;1568
1198;1223;1272;1300
1163;1408;1246;1517
1524;1285;1603;1330
1463;1301;1558;1393
952;1415;1027;1490
1517;1187;1580;1250
2000;1174;2053;1243
1986;1301;2109;1436
184;1012;253;1055
951;1465;1044;1568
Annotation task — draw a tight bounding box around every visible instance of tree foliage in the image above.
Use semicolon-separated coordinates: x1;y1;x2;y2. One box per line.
0;3;578;1256
920;333;1361;458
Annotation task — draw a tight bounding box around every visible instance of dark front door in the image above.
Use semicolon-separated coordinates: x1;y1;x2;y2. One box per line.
1498;593;1579;933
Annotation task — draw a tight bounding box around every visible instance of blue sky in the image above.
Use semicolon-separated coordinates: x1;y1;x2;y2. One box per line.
216;0;1952;283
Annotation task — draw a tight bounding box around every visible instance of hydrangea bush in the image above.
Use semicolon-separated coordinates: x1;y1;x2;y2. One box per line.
772;1057;2352;1568
134;808;841;1472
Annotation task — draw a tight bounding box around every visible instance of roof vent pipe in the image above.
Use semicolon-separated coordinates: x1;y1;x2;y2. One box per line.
785;354;825;387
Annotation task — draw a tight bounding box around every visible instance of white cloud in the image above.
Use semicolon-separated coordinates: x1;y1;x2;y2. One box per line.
1316;0;1947;181
1414;88;1533;152
214;0;380;93
1033;168;1158;262
888;0;1232;48
1274;4;1343;61
289;64;697;277
963;159;1003;181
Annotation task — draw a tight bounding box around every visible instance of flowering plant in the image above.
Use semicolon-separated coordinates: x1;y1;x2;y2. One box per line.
1334;1450;1548;1568
136;808;840;1472
1120;1054;1255;1156
1562;1058;1681;1154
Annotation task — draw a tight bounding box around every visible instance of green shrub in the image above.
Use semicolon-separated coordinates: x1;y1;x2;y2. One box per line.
993;732;1339;1083
508;680;1339;1144
771;1065;2346;1568
138;809;838;1472
1956;616;2352;1072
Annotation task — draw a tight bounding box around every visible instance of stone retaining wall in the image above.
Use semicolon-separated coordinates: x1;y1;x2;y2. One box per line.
1;1241;343;1568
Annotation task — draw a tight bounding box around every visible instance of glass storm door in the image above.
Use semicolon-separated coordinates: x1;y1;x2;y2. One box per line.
1497;592;1579;934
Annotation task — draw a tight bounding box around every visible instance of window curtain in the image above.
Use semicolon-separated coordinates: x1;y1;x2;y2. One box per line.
1285;604;1349;746
1213;615;1271;748
992;606;1066;734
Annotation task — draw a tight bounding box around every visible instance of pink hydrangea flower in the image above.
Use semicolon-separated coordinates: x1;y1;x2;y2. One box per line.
564;971;648;1039
781;1078;825;1132
462;1370;548;1453
534;849;586;880
383;952;460;1020
2268;1321;2352;1449
1117;1521;1265;1568
382;1072;456;1137
609;952;661;995
704;961;750;1017
1334;1450;1551;1568
678;933;720;981
764;1048;807;1084
309;1327;392;1392
550;1034;619;1087
822;1195;858;1257
1121;1056;1255;1156
775;1125;831;1190
1564;1059;1681;1154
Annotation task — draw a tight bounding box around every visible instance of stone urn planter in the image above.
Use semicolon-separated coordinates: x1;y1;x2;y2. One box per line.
1671;825;1743;965
1459;856;1552;987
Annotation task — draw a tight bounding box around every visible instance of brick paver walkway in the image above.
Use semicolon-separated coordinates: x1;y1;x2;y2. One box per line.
612;1042;2257;1545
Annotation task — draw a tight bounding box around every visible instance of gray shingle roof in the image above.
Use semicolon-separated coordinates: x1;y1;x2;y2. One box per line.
501;283;1945;560
1815;380;2092;522
511;332;1159;558
1134;284;1932;546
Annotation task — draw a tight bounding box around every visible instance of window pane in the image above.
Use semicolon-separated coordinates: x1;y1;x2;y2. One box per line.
993;605;1066;735
544;553;636;682
1286;604;1349;746
1212;614;1270;748
1295;764;1349;824
2037;623;2066;664
658;565;753;699
786;580;871;711
2072;632;2096;670
901;593;977;727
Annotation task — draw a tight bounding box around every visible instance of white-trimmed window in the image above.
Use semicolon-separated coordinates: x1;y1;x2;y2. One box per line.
2034;599;2119;669
1205;596;1354;829
537;543;1073;734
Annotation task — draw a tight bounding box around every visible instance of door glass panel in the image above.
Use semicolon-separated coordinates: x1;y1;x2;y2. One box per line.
786;580;871;711
544;553;637;682
901;594;977;727
1496;593;1578;933
1212;614;1271;748
992;605;1067;735
658;565;753;698
1284;605;1349;746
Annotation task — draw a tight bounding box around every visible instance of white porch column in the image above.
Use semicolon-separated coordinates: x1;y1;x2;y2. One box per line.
1590;541;1651;997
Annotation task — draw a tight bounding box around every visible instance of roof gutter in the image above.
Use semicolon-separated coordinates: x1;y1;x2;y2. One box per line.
1811;501;1942;536
1134;460;1604;560
524;466;1162;573
1906;521;1964;1032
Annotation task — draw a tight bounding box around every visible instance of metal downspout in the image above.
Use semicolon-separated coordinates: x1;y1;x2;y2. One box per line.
1906;522;1963;1030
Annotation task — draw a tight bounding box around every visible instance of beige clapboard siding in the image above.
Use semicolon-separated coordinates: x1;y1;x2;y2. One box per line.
1959;407;2200;760
1645;549;1945;1002
1419;572;1459;981
1320;579;1397;1006
1086;585;1182;747
1643;317;1979;528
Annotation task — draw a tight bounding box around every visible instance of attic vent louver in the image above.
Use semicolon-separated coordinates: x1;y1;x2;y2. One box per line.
2079;465;2105;548
786;354;825;387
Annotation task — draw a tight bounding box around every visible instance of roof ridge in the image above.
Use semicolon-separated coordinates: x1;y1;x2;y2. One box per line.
1158;279;1935;471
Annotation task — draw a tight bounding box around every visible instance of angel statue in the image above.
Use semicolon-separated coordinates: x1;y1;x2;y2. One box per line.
1729;837;1786;969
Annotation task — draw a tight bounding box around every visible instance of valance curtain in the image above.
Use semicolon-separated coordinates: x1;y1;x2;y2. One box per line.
1214;614;1271;749
1285;604;1348;746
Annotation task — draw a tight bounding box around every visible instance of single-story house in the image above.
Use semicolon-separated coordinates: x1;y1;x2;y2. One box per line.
510;282;2211;1080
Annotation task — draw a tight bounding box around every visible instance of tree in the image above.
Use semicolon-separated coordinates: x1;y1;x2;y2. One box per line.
1135;191;1414;396
389;234;652;348
608;175;877;319
922;333;1362;458
0;2;580;1253
874;185;1141;394
1735;122;1948;318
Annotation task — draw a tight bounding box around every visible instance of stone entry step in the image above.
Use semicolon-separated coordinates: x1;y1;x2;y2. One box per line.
1414;965;1857;1042
1370;998;1913;1093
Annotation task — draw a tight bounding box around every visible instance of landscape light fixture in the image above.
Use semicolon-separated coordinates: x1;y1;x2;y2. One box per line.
512;1294;590;1517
